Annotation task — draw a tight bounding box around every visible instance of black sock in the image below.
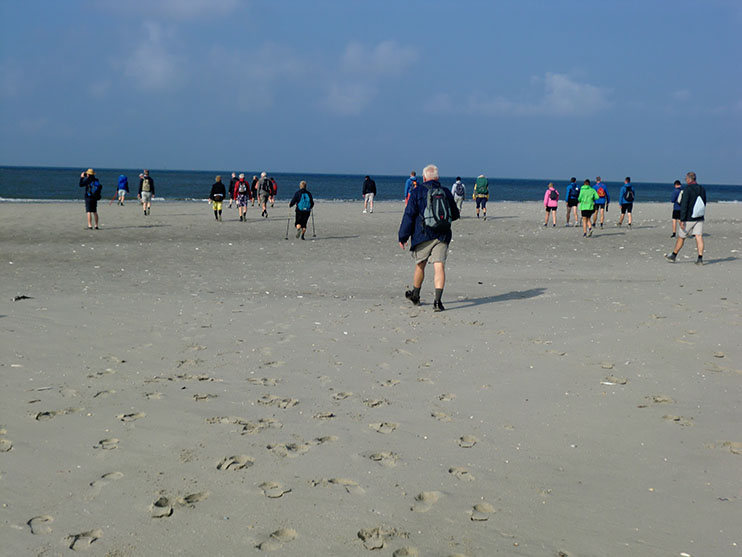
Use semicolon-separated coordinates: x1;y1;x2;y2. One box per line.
434;288;443;302
697;255;703;260
412;287;421;298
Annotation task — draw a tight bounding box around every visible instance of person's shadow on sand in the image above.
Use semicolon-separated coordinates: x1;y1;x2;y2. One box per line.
451;287;546;309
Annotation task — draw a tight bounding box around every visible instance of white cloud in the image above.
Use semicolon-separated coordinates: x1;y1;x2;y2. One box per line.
341;40;419;77
123;22;182;91
428;73;611;117
673;89;691;102
97;0;239;20
324;83;378;115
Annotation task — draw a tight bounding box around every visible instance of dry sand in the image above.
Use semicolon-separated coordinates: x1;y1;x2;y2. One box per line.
1;200;740;556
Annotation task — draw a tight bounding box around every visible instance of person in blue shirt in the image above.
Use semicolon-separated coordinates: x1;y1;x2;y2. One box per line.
398;164;460;312
670;180;683;237
591;176;610;228
564;177;580;226
617;177;635;228
404;171;419;205
117;175;129;206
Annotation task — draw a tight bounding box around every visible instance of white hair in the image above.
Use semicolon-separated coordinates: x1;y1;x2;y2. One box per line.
422;164;439;181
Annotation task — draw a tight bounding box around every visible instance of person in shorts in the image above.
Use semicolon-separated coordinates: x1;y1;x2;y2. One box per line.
578;179;599;237
617;176;635;227
398;164;460;312
362;175;376;213
451;177;465;212
665;172;706;265
473;174;489;220
670;179;682;237
564;177;580;226
289;180;314;239
138;169;155;216
543;182;559;227
79;168;100;229
209;175;227;221
233;173;251;221
257;172;272;217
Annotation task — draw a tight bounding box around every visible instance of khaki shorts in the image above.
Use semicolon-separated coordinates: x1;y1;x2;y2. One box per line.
679;220;703;238
140;191;152;203
412;239;448;264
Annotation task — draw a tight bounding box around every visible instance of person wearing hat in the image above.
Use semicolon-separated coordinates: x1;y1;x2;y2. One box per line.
79;168;101;229
138;169;155;216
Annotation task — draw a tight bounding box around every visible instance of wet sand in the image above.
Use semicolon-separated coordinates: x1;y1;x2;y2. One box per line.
1;200;740;556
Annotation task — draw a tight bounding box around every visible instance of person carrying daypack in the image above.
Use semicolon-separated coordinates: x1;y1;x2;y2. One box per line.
289;180;314;240
257;172;272;217
79;168;101;229
564;177;580;226
451;177;465;212
473;174;489;220
117;174;129;206
398;164;460;312
618;176;635;228
234;173;251;221
592;176;610;228
543;183;559;227
404;171;419;205
138;169;155;216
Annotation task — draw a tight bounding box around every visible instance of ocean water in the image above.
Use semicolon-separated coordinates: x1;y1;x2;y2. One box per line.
1;166;741;203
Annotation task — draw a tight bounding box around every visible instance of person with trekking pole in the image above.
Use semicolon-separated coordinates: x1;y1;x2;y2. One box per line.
289;180;314;240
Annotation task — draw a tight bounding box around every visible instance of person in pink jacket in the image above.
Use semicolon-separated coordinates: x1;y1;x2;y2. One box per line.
543;182;559;227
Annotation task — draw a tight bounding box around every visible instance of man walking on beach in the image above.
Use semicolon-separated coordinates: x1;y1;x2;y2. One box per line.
591;176;609;228
473;174;489;220
617;177;635;228
404;171;419;205
79;168;101;229
451;177;465;212
138;170;155;216
670;179;683;237
362;175;376;213
398;164;460;312
289;180;314;239
257;172;272;217
564;177;580;226
665;172;706;265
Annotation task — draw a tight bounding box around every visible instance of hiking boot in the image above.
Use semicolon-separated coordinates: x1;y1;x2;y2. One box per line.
628;223;632;228
405;290;420;306
664;253;676;262
433;300;445;312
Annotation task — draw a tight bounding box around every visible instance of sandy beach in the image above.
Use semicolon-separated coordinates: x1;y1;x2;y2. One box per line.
1;199;740;556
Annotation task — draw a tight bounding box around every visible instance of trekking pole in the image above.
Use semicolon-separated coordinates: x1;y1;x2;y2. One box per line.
311;209;316;237
284;206;291;240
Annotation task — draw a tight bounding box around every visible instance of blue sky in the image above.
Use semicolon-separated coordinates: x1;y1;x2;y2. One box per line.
1;0;740;183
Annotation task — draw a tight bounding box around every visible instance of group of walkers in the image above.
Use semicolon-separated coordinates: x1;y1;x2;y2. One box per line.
79;168;155;228
208;172;277;222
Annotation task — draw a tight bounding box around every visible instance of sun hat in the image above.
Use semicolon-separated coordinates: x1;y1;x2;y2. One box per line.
86;168;95;175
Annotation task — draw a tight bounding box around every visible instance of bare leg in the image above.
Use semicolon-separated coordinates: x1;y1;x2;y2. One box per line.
695;235;704;257
413;261;426;289
433;262;445;289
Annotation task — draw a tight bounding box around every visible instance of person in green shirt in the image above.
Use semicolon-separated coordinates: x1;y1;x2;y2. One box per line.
578;179;599;237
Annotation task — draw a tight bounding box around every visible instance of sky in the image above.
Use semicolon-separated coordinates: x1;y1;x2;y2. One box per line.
1;0;740;183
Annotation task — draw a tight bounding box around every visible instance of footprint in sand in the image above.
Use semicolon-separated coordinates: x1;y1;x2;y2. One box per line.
94;438;119;450
242;418;283;435
411;491;441;512
268;436;337;458
93;390;116;398
27;515;54;535
117;412;146;422
393;548;419;557
363;399;388;408
647;395;675;404
431;411;452;422
35;407;83;421
332;391;353;400
438;393;456;402
311;478;365;495
176;491;210;506
150;496;174;518
357;526;408;551
248;377;280;386
145;392;163;400
65;529;103;551
193;394;218;401
260;361;286;369
258;394;299;408
257;528;297;551
663;415;694;426
379;379;400;387
0;438;12;452
470;502;496;521
368;452;399;467
449;466;475;481
601;375;628;385
216;455;255;471
458;435;478;448
86;471;124;500
313;412;335;420
60;388;79;398
259;481;292;498
369;422;398;434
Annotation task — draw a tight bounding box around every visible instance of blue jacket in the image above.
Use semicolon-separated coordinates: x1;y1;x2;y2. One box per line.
671;187;682;210
619;184;634;205
566;182;580;201
404;176;419;199
398;180;460;250
593;182;610;205
118;175;129;192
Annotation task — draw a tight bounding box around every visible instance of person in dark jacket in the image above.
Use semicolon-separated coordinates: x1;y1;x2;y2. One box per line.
80;168;100;229
138;169;155;216
670;179;683;237
117;174;129;206
289;180;314;240
398;164;460;311
362;176;376;214
209;175;227;221
665;172;707;265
